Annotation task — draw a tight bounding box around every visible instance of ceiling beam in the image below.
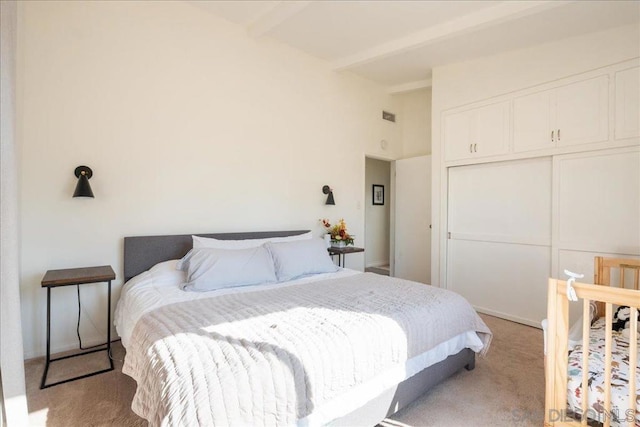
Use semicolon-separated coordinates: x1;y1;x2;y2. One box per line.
248;1;313;38
388;79;432;95
333;1;571;71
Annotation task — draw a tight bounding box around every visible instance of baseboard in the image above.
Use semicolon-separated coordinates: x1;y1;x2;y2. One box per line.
24;329;120;360
365;261;389;268
473;307;543;329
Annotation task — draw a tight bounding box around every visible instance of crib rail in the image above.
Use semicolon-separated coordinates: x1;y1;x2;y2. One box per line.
594;256;640;315
545;279;639;427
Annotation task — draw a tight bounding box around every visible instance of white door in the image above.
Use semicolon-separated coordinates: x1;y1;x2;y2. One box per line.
556;75;609;147
615;66;640;140
554;148;640;256
513;89;555;153
443;111;472;161
447;158;552;326
473;101;510;158
394;155;431;283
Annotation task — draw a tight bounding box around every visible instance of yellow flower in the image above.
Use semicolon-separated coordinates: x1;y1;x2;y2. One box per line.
321;218;354;245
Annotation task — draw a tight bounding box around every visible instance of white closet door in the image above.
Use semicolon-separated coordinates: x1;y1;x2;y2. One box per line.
448;157;552;245
473;101;510;158
556;75;609;147
513;89;555;153
555;147;640;255
615;66;640;140
447;240;551;326
447;157;552;325
443;110;472;161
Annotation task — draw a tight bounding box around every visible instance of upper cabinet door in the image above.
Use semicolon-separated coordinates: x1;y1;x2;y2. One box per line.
445;63;628;165
513;89;555;153
555;75;609;147
443;110;473;161
444;101;510;161
615;66;640;140
473;101;511;158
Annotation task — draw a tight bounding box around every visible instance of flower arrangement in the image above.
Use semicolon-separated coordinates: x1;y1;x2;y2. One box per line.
320;218;354;246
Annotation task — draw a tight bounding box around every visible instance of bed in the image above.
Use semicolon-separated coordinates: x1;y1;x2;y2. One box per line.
544;256;640;427
115;230;492;426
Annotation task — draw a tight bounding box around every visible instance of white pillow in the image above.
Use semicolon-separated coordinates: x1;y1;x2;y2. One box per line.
266;238;338;282
192;231;312;250
180;246;277;292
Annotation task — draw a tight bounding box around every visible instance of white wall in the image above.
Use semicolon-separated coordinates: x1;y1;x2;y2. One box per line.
0;0;29;424
395;88;431;158
365;158;390;267
431;24;640;286
18;1;401;358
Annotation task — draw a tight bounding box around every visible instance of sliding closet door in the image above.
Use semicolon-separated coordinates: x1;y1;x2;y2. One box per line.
554;147;640;280
447;158;552;326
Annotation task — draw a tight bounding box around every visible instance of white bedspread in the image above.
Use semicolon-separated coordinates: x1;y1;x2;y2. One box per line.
115;261;363;348
116;262;491;426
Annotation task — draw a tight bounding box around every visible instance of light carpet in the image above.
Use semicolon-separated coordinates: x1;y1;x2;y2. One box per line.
24;314;544;426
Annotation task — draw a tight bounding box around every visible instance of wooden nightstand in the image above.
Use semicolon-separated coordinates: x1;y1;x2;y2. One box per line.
40;265;115;389
327;246;364;268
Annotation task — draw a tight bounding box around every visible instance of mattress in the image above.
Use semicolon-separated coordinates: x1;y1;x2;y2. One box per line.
115;261;491;426
566;318;640;426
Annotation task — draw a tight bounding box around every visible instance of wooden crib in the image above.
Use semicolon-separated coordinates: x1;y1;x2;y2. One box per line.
545;256;640;427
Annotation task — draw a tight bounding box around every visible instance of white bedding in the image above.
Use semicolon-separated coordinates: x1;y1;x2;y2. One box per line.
115;260;361;348
115;262;491;426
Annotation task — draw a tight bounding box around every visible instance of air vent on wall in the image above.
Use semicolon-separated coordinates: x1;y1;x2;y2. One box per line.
382;111;396;122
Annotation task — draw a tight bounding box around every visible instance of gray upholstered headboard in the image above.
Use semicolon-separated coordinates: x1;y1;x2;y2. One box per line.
123;230;310;282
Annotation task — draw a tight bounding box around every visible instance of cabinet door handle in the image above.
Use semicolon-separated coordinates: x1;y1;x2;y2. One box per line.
558;129;561;141
469;144;472;153
551;130;555;142
473;143;477;152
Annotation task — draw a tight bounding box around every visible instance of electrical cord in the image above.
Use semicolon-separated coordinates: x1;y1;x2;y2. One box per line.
75;284;124;362
76;284;105;351
108;343;124;363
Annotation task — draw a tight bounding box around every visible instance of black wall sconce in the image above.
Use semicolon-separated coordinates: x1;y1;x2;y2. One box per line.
73;166;94;198
322;185;335;205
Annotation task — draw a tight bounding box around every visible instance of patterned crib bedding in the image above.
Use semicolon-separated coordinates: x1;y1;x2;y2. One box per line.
567;318;640;426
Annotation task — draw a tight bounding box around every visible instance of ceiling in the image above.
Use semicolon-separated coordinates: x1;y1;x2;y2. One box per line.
188;1;640;93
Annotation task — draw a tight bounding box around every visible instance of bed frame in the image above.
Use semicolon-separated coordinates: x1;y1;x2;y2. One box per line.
123;230;476;425
545;256;640;427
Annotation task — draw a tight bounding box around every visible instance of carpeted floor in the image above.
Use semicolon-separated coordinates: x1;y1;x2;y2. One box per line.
384;314;545;427
24;314;544;426
365;266;391;276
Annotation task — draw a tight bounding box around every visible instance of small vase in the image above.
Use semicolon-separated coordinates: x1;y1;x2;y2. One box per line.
331;240;346;248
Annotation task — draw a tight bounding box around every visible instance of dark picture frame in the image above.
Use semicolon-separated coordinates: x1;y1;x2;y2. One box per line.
372;184;384;205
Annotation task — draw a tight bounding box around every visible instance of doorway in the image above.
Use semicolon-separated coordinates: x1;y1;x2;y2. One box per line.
364;157;391;276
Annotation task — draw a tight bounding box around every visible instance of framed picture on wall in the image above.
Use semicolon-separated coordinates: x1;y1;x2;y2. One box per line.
372;184;384;205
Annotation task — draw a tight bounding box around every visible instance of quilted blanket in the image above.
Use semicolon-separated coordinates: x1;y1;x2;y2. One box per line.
122;272;491;426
